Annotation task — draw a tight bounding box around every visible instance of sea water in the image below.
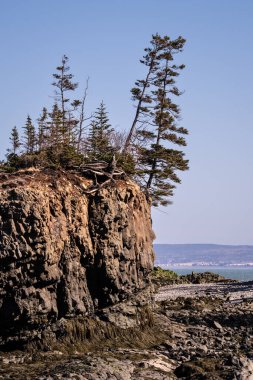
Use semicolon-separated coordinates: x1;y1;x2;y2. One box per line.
161;266;253;282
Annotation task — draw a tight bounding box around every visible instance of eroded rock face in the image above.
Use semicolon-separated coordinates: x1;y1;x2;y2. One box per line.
0;169;154;334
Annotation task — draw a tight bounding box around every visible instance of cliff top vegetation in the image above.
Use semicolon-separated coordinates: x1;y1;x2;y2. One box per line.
1;34;189;206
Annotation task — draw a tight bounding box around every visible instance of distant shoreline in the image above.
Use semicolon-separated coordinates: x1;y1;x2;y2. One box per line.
156;265;253;282
158;264;253;268
154;243;253;268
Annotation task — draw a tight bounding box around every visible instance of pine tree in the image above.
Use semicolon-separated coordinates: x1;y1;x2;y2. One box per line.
42;103;62;164
23;115;36;154
6;126;21;168
87;119;99;160
52;55;80;144
9;126;20;154
87;101;114;161
123;34;166;153
37;107;48;151
44;103;82;167
133;35;189;206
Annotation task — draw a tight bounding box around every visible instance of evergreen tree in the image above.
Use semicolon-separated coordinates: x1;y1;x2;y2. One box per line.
52;55;80;143
44;103;82;167
133;35;189;206
43;103;63;164
48;103;62;142
87;101;114;161
6;126;21;168
37;107;48;151
23;115;36;154
87;119;99;160
9;126;20;154
123;34;166;153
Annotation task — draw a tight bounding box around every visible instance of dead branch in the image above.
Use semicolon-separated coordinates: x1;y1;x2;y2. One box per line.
68;157;126;195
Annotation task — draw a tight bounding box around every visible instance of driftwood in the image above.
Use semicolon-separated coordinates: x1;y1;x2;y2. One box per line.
69;156;126;194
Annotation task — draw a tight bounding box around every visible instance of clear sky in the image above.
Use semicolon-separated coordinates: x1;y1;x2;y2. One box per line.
0;0;252;245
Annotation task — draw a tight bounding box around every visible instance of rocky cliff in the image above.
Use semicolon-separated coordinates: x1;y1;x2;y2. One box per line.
0;169;154;342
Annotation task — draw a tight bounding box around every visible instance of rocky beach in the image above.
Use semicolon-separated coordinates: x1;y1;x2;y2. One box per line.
1;279;253;379
0;170;252;379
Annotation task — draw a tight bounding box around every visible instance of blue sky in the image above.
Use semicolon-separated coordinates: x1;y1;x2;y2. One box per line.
0;0;252;244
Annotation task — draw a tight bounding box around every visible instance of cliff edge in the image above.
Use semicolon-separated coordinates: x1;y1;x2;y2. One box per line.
0;169;154;341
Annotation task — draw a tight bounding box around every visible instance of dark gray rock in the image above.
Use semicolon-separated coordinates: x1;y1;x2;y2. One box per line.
0;170;154;347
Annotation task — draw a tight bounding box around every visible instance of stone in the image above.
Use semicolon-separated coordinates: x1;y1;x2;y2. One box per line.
238;356;253;380
213;321;223;331
0;169;155;346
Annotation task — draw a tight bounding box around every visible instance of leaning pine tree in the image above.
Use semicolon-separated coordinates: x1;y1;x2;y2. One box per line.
123;34;163;154
129;34;189;206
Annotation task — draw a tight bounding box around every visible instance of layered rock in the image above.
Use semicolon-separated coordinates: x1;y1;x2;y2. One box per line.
0;169;154;336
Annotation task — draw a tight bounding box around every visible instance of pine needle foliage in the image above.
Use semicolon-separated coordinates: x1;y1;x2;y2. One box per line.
4;38;189;206
9;126;20;155
87;101;114;161
23;115;36;154
127;34;189;206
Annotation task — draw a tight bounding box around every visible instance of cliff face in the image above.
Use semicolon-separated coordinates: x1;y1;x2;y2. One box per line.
0;169;154;333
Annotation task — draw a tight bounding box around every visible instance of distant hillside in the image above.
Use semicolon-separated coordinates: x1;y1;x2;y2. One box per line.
154;244;253;266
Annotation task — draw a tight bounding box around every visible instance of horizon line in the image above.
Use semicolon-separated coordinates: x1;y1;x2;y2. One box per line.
154;243;253;246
